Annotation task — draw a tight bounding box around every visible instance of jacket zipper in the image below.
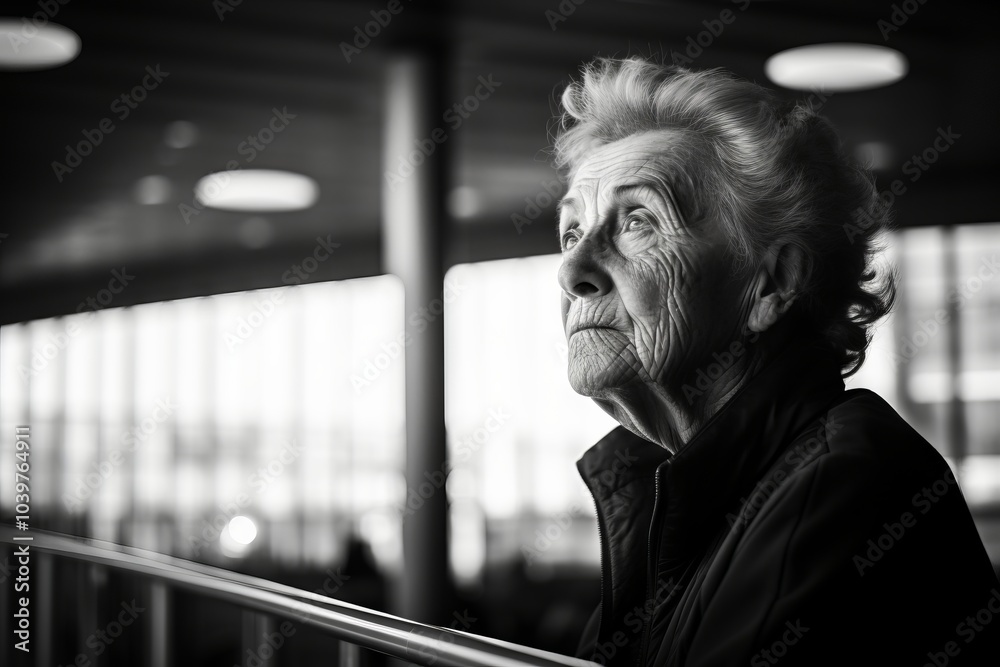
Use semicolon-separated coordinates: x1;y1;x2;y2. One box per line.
637;470;663;667
594;495;615;645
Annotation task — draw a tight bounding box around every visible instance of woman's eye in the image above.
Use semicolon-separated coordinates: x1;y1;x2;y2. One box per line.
624;212;654;232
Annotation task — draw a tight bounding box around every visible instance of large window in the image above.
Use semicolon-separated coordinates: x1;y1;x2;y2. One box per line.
0;276;407;570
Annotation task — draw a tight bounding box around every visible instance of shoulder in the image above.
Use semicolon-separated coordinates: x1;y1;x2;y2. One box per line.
731;387;992;592
759;387;955;514
822;387;944;467
692;391;999;665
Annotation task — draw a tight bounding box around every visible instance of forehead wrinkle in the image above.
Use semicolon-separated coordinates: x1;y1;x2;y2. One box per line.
564;134;685;231
616;148;692;228
563;176;600;218
572;179;618;235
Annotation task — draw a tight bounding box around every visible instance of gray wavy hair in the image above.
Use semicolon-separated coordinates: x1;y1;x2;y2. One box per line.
552;56;896;376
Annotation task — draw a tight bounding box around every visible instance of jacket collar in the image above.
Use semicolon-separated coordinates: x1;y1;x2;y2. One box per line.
576;336;846;649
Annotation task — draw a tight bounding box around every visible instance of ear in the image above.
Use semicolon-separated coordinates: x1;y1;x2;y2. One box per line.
747;243;807;333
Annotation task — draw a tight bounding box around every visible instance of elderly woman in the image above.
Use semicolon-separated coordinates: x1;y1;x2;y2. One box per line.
555;57;999;666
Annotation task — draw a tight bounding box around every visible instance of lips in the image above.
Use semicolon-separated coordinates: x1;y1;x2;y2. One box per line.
570;323;620;337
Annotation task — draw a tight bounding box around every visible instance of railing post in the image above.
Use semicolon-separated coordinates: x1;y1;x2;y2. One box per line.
338;640;363;666
148;580;171;667
36;552;54;667
241;610;276;667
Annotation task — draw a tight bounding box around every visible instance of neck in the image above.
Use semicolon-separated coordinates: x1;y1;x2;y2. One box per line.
597;320;800;454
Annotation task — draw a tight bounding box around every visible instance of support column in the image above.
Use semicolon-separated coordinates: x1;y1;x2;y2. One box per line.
381;49;453;626
943;225;967;477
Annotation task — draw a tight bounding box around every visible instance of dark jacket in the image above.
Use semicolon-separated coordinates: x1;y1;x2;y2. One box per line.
575;339;1000;666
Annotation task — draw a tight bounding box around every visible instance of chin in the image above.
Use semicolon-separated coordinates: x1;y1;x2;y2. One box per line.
567;334;643;396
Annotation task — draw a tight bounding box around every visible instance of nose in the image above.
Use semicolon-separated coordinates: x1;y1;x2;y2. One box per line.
557;235;612;299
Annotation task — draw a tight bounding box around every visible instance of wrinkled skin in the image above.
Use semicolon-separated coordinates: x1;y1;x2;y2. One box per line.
557;131;795;452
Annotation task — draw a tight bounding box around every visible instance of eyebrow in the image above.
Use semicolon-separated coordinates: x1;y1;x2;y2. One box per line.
556;196;577;217
613;181;665;201
614;181;685;224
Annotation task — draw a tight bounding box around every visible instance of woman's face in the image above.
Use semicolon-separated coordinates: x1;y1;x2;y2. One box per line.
557;131;750;409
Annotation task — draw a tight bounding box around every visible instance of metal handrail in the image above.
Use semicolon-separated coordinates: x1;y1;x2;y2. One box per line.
0;527;598;667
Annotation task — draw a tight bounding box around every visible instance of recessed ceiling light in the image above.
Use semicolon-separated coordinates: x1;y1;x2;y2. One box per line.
165;120;198;149
765;43;908;92
134;175;172;205
0;19;80;70
194;169;318;212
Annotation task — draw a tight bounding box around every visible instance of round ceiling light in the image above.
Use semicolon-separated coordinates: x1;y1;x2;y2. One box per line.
194;169;319;212
765;43;908;92
0;19;80;70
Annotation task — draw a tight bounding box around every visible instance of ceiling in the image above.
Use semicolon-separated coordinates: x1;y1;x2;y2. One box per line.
2;0;998;324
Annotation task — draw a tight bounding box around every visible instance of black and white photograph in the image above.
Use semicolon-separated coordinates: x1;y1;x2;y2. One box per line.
1;1;999;665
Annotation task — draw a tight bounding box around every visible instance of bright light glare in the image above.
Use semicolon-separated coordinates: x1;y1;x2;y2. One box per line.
227;515;258;545
194;169;319;212
765;43;908;92
0;20;80;70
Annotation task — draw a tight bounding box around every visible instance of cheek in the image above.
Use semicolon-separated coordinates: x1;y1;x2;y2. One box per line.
618;250;689;325
626;278;668;325
614;256;678;364
616;248;713;373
